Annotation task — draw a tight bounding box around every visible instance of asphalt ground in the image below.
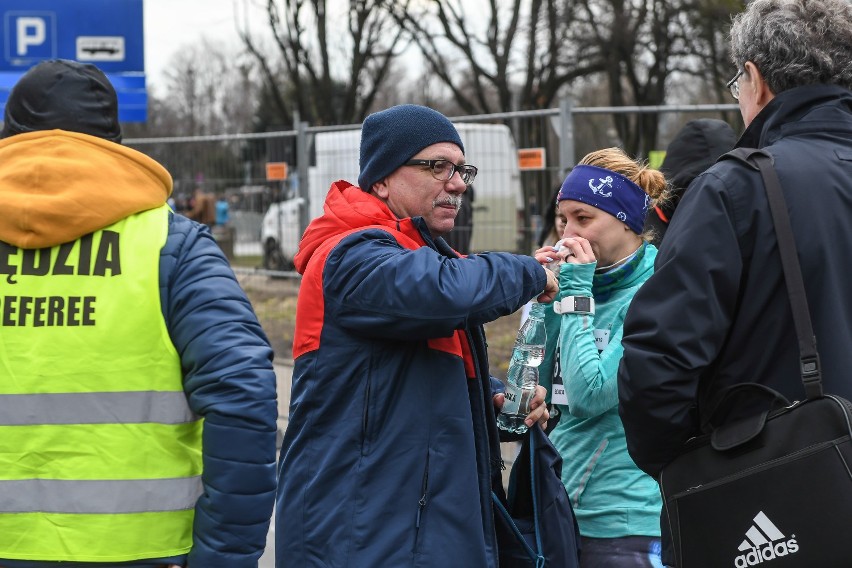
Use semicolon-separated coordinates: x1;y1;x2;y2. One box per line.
257;361;293;567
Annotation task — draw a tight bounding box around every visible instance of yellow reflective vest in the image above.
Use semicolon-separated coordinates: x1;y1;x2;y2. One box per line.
0;205;202;562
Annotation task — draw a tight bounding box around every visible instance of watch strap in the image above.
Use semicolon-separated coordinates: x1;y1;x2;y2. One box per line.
553;295;595;315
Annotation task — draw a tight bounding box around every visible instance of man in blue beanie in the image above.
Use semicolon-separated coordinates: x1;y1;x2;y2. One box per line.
276;104;558;567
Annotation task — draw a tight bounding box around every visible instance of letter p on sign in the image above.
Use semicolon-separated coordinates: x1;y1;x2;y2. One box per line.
17;17;45;55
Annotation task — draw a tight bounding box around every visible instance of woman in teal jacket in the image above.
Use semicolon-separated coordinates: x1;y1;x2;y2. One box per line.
538;148;666;567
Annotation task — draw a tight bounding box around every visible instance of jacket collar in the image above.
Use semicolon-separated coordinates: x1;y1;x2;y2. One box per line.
738;84;852;149
592;241;657;301
294;180;430;273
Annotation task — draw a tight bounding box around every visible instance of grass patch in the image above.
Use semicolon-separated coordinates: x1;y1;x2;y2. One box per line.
231;255;263;268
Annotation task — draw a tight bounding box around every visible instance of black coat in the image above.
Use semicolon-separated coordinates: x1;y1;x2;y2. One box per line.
619;85;852;477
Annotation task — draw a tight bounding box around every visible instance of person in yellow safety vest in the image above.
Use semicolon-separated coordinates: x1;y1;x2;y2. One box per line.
0;59;278;567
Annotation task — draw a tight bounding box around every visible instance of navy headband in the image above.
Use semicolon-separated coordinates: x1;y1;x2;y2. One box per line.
557;164;650;234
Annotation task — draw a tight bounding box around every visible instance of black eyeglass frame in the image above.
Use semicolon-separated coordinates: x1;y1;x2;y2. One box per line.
404;159;478;185
726;69;744;100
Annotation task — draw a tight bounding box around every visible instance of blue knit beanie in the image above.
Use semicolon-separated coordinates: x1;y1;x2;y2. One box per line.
358;104;464;191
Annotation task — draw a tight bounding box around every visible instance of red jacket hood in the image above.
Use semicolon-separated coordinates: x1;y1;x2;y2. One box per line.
294;180;425;273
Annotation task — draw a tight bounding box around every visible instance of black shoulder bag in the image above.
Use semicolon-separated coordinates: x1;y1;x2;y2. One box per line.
491;423;581;568
658;148;852;567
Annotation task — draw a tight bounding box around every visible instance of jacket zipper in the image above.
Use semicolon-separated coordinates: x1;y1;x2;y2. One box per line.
663;438;843;499
468;326;500;559
413;452;430;554
416;453;430;529
360;378;371;455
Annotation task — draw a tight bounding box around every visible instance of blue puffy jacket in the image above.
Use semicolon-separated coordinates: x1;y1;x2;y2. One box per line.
161;213;278;567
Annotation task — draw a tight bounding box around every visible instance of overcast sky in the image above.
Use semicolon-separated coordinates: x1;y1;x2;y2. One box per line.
144;0;264;92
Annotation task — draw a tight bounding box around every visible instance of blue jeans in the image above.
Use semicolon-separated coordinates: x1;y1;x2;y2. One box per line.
580;536;664;568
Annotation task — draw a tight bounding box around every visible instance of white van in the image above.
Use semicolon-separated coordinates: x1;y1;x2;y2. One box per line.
261;123;523;269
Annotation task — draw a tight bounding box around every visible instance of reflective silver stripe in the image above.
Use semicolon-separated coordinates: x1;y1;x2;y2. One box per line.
0;391;198;425
0;477;203;513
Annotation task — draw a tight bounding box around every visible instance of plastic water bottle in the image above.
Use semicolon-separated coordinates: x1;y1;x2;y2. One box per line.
497;302;547;434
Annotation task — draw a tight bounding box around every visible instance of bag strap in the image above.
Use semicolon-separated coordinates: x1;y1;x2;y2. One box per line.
490;424;546;567
528;425;544;565
491;493;538;560
724;148;822;399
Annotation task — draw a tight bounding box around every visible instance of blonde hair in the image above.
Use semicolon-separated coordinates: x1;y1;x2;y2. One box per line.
579;147;667;201
579;147;668;242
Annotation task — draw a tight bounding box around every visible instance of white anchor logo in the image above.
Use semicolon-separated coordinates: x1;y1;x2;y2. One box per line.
589;176;613;197
617;212;627;222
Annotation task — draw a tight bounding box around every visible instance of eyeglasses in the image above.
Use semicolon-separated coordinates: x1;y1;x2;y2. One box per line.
726;69;744;100
404;159;478;185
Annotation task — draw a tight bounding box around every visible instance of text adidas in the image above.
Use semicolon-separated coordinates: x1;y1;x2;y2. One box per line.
734;538;798;567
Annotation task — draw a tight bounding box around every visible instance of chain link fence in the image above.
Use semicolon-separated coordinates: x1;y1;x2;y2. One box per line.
126;100;740;336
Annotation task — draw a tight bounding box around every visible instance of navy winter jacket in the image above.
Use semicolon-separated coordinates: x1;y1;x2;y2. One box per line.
276;181;546;567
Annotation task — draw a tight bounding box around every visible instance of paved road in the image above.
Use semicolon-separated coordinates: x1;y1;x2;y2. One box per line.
259;517;275;567
257;361;293;567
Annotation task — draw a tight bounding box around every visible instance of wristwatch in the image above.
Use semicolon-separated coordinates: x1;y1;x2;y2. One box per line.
553;295;595;315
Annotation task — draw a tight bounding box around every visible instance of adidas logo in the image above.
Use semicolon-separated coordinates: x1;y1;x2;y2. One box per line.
734;511;799;567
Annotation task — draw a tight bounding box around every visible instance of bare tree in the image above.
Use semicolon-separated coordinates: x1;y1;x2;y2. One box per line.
678;0;744;116
126;39;260;138
240;0;411;126
399;0;742;156
570;0;696;156
124;40;262;194
397;0;605;114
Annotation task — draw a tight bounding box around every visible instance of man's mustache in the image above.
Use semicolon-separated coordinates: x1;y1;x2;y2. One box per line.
433;195;463;211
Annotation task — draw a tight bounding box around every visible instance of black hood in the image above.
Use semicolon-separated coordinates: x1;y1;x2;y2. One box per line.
660;118;737;213
1;59;122;143
643;119;736;246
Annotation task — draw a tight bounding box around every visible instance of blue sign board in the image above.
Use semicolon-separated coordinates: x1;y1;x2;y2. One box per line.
0;0;146;122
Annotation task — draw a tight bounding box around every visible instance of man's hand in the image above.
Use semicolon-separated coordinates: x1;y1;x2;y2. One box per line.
493;385;549;430
537;267;559;303
523;384;549;429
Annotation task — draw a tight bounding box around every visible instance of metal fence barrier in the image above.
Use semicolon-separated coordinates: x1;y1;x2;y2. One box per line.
127;100;740;285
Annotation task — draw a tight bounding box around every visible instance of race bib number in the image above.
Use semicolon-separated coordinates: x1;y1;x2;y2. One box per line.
551;344;568;406
594;328;610;351
551;380;568;406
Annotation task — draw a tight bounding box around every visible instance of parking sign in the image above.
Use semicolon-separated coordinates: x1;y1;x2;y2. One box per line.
4;11;57;63
0;0;146;122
